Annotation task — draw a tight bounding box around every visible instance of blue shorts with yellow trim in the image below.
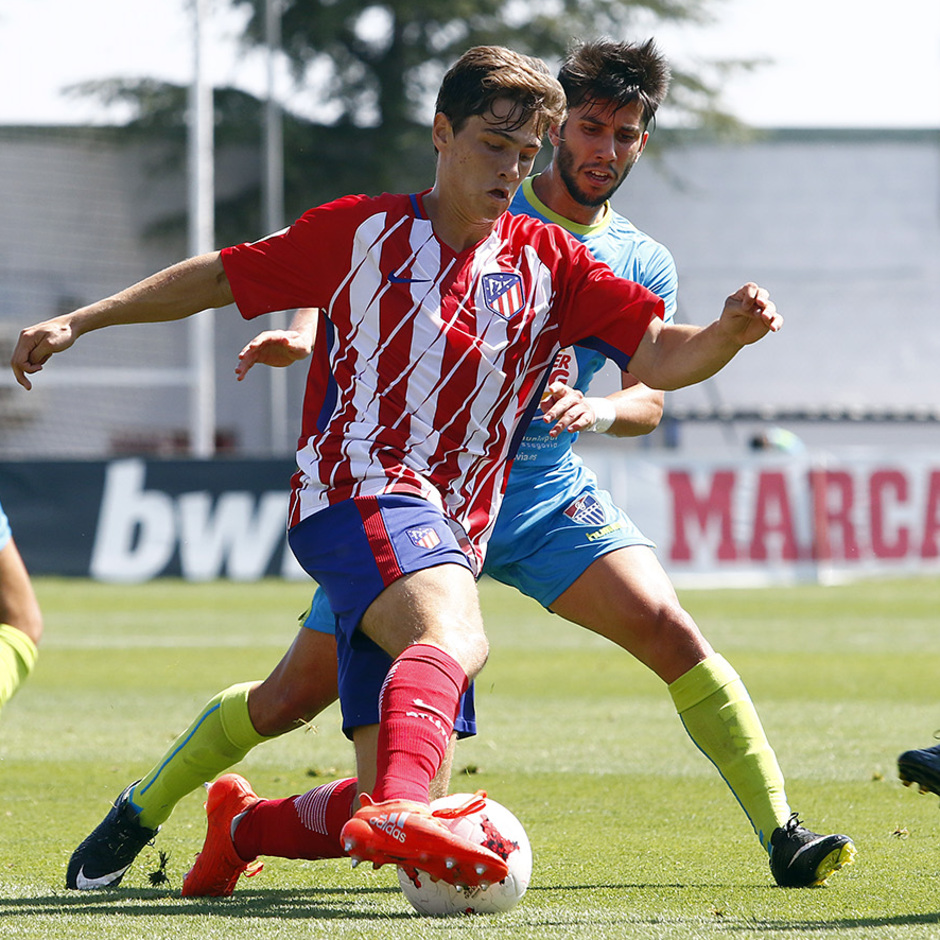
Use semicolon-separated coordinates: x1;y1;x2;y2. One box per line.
483;449;653;607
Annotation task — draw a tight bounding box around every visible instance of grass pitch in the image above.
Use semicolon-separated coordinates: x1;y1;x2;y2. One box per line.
3;576;940;939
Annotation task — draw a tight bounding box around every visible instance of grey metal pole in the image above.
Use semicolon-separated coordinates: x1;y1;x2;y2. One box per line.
187;0;216;458
263;0;290;455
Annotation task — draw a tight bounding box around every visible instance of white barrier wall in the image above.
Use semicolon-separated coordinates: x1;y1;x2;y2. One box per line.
585;449;940;587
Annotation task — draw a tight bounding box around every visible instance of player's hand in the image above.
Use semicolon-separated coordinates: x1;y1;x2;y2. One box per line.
718;282;782;346
10;317;80;390
235;329;313;381
539;381;604;437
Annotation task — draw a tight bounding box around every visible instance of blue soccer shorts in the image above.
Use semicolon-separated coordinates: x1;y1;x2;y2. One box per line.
289;493;477;739
482;450;654;607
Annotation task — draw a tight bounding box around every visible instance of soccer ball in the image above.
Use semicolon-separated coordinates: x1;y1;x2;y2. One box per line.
397;793;532;916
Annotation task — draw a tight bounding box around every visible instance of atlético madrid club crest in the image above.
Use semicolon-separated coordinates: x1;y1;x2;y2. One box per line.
482;272;525;319
407;526;441;550
563;494;608;526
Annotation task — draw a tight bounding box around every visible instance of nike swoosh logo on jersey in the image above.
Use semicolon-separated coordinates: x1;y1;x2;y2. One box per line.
75;863;130;889
387;273;431;283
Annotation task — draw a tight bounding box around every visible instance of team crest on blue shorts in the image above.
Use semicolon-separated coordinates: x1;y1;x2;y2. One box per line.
563;493;608;526
407;525;442;550
482;272;525;319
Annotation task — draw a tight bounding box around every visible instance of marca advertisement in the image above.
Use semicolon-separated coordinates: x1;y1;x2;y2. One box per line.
3;452;940;586
596;450;940;586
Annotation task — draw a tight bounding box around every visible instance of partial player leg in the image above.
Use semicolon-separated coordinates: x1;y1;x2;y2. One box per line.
245;614;340;736
0;536;42;717
667;654;855;886
140;622;338;822
0;623;38;717
179;733;460;898
551;545;854;885
549;545;711;682
668;654;790;849
340;565;506;887
67;626;339;889
352;723;458;801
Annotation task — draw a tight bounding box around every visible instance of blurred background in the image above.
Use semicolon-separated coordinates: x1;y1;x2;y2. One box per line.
1;0;939;585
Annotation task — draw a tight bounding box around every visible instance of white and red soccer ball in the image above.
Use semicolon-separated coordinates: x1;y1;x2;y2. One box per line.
397;793;532;916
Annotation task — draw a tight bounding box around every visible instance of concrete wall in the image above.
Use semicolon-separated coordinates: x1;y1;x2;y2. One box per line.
603;128;940;453
0;127;306;458
2;126;938;458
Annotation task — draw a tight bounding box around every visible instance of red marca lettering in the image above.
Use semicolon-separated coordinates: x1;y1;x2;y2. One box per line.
809;469;860;560
667;470;736;562
812;466;940;561
870;469;909;559
670;463;940;569
920;470;940;558
749;471;801;560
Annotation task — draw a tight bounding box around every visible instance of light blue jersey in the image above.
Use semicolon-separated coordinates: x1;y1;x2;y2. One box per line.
510;177;677;470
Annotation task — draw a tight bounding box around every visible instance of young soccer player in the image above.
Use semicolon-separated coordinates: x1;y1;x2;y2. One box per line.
14;45;785;895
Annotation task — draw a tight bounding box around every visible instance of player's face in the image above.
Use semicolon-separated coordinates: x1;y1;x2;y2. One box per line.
553;99;649;208
435;100;543;224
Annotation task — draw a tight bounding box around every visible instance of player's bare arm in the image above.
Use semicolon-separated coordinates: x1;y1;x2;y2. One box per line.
11;252;232;390
605;374;664;437
540;377;664;438
627;282;781;391
236;307;318;381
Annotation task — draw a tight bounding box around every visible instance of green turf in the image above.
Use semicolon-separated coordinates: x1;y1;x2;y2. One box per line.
3;576;940;939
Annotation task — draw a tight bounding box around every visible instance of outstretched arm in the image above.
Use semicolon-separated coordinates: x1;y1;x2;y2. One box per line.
235;308;318;381
627;282;781;391
11;252;232;390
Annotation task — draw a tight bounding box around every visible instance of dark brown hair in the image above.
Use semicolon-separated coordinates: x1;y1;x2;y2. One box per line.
435;46;567;138
559;38;670;129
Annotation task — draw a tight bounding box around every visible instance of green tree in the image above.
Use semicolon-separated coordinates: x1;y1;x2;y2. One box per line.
239;0;750;188
71;0;752;245
238;0;742;126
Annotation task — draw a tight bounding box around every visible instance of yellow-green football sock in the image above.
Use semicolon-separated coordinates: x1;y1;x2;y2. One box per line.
0;623;38;717
132;681;275;829
669;653;790;852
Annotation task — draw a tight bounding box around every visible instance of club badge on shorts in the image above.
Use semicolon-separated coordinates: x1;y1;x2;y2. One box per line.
563;494;608;527
482;272;525;319
407;526;442;550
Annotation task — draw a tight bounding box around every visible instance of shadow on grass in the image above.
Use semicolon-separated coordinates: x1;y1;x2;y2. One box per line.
724;914;940;932
527;883;734;891
7;883;939;932
527;884;940;932
0;886;412;921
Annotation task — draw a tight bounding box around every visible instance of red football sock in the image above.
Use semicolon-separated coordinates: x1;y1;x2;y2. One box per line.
233;777;357;860
371;643;468;804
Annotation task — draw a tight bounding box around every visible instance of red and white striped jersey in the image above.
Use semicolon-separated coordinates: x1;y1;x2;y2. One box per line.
221;190;662;567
